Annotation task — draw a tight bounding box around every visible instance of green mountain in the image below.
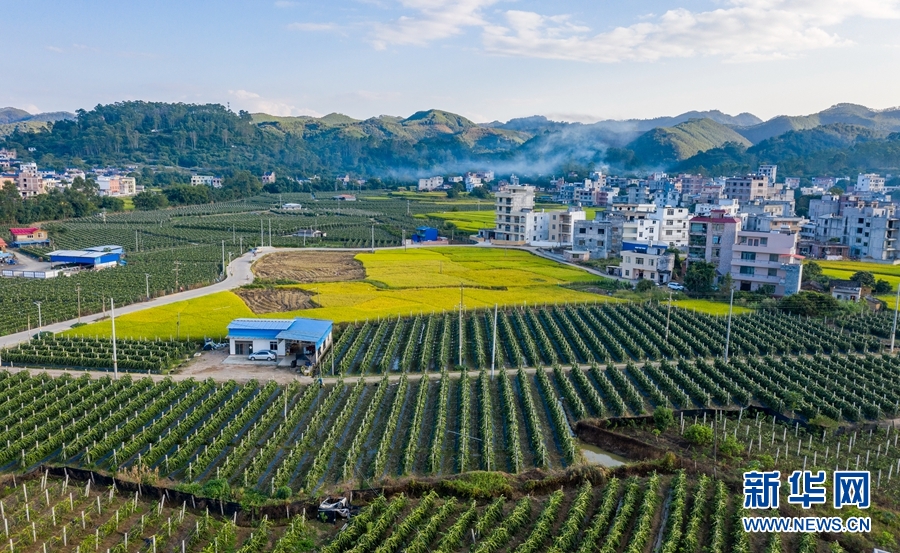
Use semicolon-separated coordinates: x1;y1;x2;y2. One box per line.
1;102;528;176
626;118;752;166
672;124;900;177
735;103;900;143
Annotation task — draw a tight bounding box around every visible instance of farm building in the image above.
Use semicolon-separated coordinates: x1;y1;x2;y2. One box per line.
9;227;49;246
48;245;123;269
227;317;333;365
412;226;438;242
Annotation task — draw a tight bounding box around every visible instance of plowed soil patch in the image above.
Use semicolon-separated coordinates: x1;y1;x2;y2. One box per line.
252;251;365;283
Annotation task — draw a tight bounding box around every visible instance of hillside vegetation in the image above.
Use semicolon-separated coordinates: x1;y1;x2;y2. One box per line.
627;118;752;166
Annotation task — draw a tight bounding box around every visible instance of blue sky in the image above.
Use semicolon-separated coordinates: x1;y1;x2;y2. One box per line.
5;0;900;122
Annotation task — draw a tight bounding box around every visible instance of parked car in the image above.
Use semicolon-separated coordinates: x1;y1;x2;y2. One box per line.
248;350;276;361
667;282;685;291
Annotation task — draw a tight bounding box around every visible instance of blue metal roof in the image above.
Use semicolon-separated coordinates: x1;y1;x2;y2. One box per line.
277;318;333;348
228;319;294;331
227;317;333;348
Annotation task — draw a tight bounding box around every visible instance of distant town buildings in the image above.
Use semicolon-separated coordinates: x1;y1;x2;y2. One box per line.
418;176;444;191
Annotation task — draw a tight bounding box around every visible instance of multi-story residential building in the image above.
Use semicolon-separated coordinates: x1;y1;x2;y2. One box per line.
687;211;742;273
855;173;885;193
417;176;444;191
547;207;586;245
493;185;539;244
16;163;44;198
619;242;675;284
694;199;739;217
650;206;690;247
0;149;16;162
610;204;659;244
614;184;653;205
191;175;223;188
572;212;624;258
262;172;276;184
842;202;898;260
730;231;803;296
464;174;483;192
678;174;713;196
784;177;801;189
723;174;769;202
758;164;777;185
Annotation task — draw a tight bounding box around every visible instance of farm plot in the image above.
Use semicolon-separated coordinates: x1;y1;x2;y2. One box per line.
316;473;837;553
1;336;195;374
251;250;365;283
234;287;317;314
2;350;900;497
324;303;883;375
0;473;316;552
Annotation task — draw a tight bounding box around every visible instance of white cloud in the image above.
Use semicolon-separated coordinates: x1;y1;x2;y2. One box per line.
360;0;900;62
45;45;64;53
287;22;337;31
227;90;322;117
482;0;900;63
370;0;499;49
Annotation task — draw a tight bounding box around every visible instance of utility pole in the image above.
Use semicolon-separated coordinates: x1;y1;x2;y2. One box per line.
371;225;375;253
111;298;118;380
407;200;410;216
402;229;405;251
491;304;498;380
76;285;82;322
458;283;463;367
145;274;150;300
891;284;900;353
221;241;225;277
33;301;42;336
268;218;272;247
665;290;672;339
233;224;236;244
174;261;181;291
135;230;139;252
240;237;243;254
724;288;735;363
260;218;264;248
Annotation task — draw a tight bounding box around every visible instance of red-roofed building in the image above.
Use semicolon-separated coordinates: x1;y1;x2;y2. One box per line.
9;227;49;246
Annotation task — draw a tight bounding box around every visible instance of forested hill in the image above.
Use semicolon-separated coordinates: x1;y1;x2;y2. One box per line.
4;101;900;178
1;102;530;177
672;124;900;178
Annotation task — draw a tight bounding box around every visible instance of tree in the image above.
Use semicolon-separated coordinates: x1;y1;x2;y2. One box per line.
684;424;713;447
684;261;716;294
132;191;168;211
875;279;893;294
777;291;840;317
164;184;209;206
850;271;876;288
653;406;674;432
469;186;491;199
718;272;733;295
222;170;262;198
635;279;654;293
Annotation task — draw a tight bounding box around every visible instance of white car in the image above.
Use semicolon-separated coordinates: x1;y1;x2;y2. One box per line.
667;282;685;291
248;350;276;361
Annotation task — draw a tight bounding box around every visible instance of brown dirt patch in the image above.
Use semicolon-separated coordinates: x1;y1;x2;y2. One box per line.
252;250;366;283
235;287;317;313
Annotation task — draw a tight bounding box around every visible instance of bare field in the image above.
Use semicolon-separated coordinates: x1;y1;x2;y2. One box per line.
235;287;317;313
252;250;365;282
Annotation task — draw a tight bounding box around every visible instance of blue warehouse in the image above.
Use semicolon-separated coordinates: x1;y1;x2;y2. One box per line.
48;245;124;269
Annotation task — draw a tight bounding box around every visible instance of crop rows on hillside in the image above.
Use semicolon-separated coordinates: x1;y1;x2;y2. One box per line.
321;304;883;374
1;349;898;495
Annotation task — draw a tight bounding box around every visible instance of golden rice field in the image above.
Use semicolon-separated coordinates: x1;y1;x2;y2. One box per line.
816;259;900;307
66;247;619;338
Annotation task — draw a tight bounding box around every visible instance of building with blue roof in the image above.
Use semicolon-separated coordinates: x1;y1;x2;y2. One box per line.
227;317;333;366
